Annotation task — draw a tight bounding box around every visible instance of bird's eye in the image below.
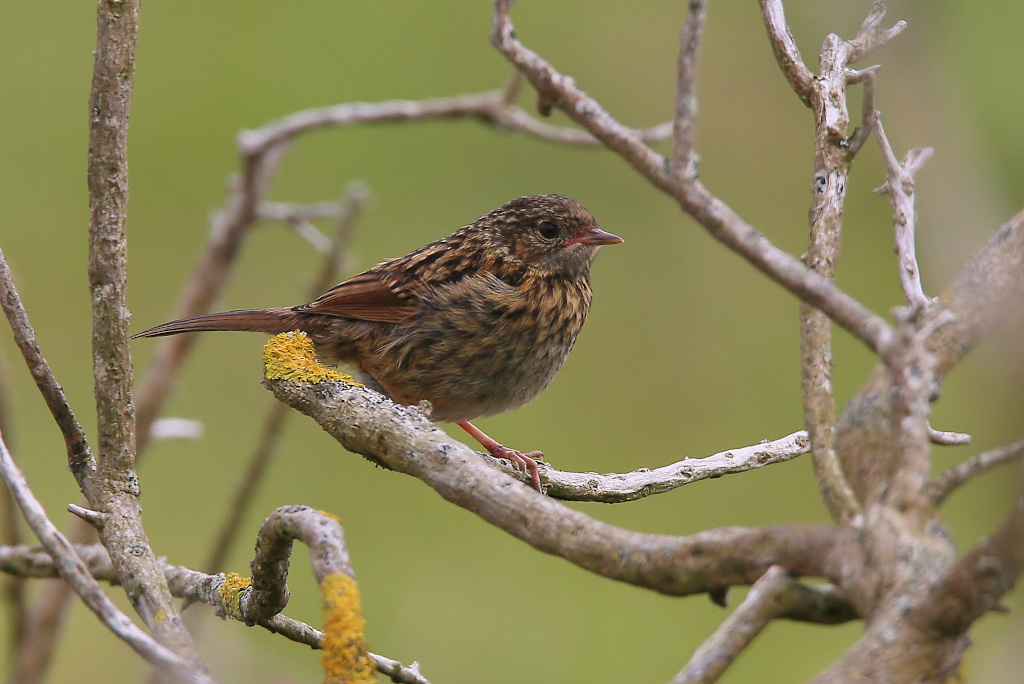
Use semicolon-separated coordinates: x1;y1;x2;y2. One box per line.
537;221;558;239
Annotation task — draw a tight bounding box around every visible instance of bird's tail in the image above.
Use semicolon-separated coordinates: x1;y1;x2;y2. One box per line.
131;308;300;339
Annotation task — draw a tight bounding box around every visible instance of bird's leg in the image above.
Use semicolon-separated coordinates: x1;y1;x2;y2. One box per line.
456;421;542;492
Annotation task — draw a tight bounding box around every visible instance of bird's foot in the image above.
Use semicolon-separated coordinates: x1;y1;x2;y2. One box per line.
455;420;544;492
486;444;543;493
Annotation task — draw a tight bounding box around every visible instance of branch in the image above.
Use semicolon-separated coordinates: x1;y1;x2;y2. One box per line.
873;116;933;310
86;0;204;668
924;481;1024;635
846;1;907;65
530;431;809;503
491;0;896;360
0;542;432;684
0;433;214;683
930;441;1024;504
0;246;92;471
758;0;815;102
671;0;707;180
264;374;863;597
928;428;971;447
238;80;672;157
672;567;803;684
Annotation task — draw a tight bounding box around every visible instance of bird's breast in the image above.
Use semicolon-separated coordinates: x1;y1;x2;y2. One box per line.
365;272;593;422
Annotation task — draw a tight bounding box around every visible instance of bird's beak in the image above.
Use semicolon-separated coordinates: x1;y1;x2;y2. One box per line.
568;227;624;247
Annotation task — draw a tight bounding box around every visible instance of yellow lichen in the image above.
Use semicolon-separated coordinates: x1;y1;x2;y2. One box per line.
262;331;360;385
153;608;167;625
320;573;375;683
218;572;253;621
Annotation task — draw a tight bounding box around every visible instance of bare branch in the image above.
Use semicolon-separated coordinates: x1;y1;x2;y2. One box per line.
491;0;896;360
846;1;907;65
928;427;971;447
242;505;357;623
0;433;214;684
671;0;707;180
874;116;933;310
671;567;796;684
0;543;432;684
930;441;1024;504
925;482;1024;635
845;66;880;156
264;376;862;596
0;246;93;471
87;0;204;668
758;0;815;102
521;431;809;503
239;88;673;157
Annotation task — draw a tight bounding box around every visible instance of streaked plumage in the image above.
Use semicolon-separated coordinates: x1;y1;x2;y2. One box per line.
134;194;622;490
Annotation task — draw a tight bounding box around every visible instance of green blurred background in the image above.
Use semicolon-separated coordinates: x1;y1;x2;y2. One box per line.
1;1;1022;682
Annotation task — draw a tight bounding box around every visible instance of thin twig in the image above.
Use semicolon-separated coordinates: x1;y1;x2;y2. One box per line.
0;432;215;683
874;116;932;310
238;87;673;157
670;566;795;684
846;1;907;65
671;0;707;180
0;246;93;471
928;427;971;446
495;431;810;503
931;441;1024;504
0;543;431;684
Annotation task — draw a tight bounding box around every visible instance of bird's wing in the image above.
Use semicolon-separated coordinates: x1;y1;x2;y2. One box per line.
295;268;420;323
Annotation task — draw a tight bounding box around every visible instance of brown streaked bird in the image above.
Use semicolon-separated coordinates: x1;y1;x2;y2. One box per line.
134;194;622;491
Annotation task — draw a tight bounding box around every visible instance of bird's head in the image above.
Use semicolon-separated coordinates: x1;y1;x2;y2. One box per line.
479;194;623;276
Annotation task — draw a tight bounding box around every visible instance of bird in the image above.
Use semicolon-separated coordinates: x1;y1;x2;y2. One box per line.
133;194;622;491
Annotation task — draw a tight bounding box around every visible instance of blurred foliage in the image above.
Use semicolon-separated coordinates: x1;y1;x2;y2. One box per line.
0;1;1021;682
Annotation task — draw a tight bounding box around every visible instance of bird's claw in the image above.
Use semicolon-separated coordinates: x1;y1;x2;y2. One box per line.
488;445;543;492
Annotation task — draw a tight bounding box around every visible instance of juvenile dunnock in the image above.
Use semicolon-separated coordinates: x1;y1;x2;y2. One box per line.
134;194;622;490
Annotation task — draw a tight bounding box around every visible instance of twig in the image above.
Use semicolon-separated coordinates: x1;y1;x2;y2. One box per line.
494;431;810;503
671;0;707;180
873;116;933;310
238;87;673;157
928;427;971;447
203;185;368;576
930;441;1024;504
243;506;356;622
758;0;815;102
491;0;896;360
0;543;432;684
0;432;215;684
670;566;795;684
846;1;907;65
0;246;93;471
